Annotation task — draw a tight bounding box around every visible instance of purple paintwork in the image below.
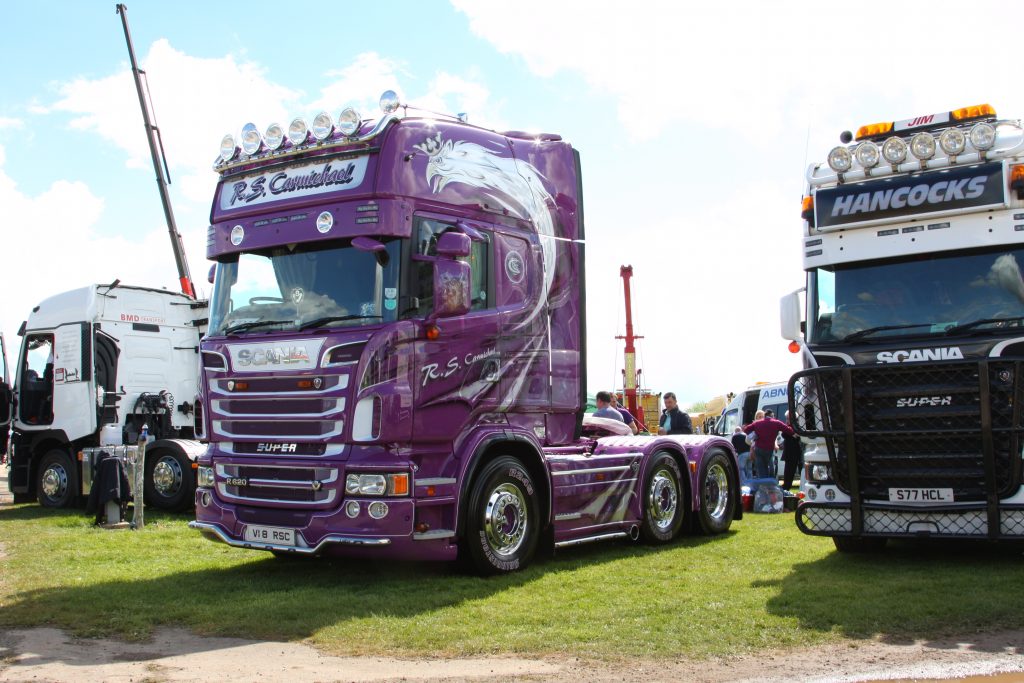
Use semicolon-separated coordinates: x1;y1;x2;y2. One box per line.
191;115;740;570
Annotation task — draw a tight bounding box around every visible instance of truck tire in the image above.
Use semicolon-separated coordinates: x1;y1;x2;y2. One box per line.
145;447;194;512
833;536;887;553
640;451;687;543
463;456;540;575
36;449;78;508
696;449;737;535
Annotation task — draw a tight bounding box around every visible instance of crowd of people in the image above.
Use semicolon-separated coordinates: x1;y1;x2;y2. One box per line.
590;393;805;488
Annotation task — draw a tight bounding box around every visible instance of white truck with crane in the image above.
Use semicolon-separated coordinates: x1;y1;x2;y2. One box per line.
4;4;206;511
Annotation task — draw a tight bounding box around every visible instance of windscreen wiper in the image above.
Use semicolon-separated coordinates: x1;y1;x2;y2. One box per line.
841;322;936;342
944;315;1024;335
299;315;383;331
221;320;293;335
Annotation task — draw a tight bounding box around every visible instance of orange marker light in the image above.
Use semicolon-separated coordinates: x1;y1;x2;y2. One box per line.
801;195;814;222
788;340;801;354
856;121;894;140
390;473;409;496
426;486;436;497
951;103;996;121
1009;164;1024;186
297;380;313;389
425;324;441;341
234;381;249;391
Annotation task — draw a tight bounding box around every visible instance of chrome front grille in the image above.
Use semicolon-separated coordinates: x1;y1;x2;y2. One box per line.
216;463;338;506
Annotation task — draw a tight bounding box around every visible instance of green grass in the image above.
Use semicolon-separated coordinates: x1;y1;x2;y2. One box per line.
1;504;1022;659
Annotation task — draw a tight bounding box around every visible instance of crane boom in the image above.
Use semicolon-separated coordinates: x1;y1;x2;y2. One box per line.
116;3;195;299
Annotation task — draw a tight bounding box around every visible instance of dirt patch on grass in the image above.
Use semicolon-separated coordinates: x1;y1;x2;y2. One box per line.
1;627;1023;682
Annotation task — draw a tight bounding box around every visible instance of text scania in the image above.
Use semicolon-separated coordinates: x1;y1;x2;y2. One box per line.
237;347;310;366
831;177;987;217
876;347;964;363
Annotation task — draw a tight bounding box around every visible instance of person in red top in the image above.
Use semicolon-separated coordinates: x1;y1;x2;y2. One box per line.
742;409;794;479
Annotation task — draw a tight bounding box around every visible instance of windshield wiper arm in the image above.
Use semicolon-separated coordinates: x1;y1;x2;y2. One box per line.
299;315;383;330
221;319;293;335
841;322;936;342
944;316;1024;335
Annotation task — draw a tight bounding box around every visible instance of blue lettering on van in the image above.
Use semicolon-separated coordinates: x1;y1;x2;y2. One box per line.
761;387;787;400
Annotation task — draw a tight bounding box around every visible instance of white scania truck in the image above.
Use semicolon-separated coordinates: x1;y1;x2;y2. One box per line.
782;103;1024;551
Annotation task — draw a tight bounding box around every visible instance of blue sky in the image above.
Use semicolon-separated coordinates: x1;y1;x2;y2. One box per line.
2;0;1021;406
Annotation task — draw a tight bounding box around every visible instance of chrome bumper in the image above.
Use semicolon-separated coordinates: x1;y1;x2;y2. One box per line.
188;521;391;555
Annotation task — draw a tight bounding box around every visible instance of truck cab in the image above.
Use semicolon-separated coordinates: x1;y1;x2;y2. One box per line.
8;284;206;509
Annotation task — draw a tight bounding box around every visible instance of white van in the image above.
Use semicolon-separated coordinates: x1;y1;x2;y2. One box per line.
719;381;790;478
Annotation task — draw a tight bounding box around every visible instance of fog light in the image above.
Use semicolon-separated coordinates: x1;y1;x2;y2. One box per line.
240;122;262;155
807;487;817;501
316;211;334;234
380;90;401;114
264;122;284;151
970;122;996;151
219;134;237;163
230;225;244;246
854;141;880;168
368;501;389;519
827;146;852;173
939;128;966;156
202;491;212;507
910;132;936;160
312;112;333;141
825;488;836;501
881;136;908;164
337;107;361;136
288;117;309;146
345;500;360;518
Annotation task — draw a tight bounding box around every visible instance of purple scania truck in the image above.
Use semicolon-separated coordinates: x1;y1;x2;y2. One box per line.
189;92;741;573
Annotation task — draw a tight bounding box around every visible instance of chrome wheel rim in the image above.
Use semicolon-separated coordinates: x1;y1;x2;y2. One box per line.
647;468;678;532
152;456;183;496
704;462;730;522
41;463;68;501
483;482;528;558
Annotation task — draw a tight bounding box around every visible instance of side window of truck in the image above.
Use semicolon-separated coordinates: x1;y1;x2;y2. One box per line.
409;217;490;317
19;334;54;425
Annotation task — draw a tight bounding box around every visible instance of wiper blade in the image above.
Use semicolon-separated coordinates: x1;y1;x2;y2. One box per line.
841;322;936;342
944;316;1024;335
299;314;382;330
221;320;293;335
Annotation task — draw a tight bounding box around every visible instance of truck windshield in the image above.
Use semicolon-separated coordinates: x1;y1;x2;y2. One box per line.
208;239;401;336
810;246;1024;343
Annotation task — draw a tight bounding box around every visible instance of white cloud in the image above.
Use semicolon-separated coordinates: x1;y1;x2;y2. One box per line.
0;117;24;130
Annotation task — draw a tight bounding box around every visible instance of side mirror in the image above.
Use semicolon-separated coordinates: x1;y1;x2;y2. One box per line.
436;232;471;258
207;264;216;285
431;260;471;319
780;289;804;340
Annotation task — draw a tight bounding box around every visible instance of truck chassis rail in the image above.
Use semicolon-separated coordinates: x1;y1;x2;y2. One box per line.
188;521;391;555
797;502;1024;539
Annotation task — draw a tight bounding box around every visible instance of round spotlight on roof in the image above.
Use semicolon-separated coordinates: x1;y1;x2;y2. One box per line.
230;225;244;246
311;112;334;141
854;141;880;168
240;122;262;156
219;134;237;163
910;132;936;160
264;123;284;151
337;107;361;136
970;122;996;151
288;117;309;146
881;136;908;165
827;146;852;173
939;128;966;156
379;90;401;114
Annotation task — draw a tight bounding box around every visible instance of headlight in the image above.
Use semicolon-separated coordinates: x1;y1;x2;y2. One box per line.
854;141;880;168
240;122;262;155
337;107;361;136
970;122;996;151
312;111;333;141
219;134;237;163
345;472;410;496
881;136;907;164
910;132;936;160
938;128;966;156
806;464;833;483
827;146;852;173
197;466;215;488
288;117;309;146
264;123;284;151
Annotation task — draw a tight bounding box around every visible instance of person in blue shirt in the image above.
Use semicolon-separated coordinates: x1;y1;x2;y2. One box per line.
592;391;625;422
